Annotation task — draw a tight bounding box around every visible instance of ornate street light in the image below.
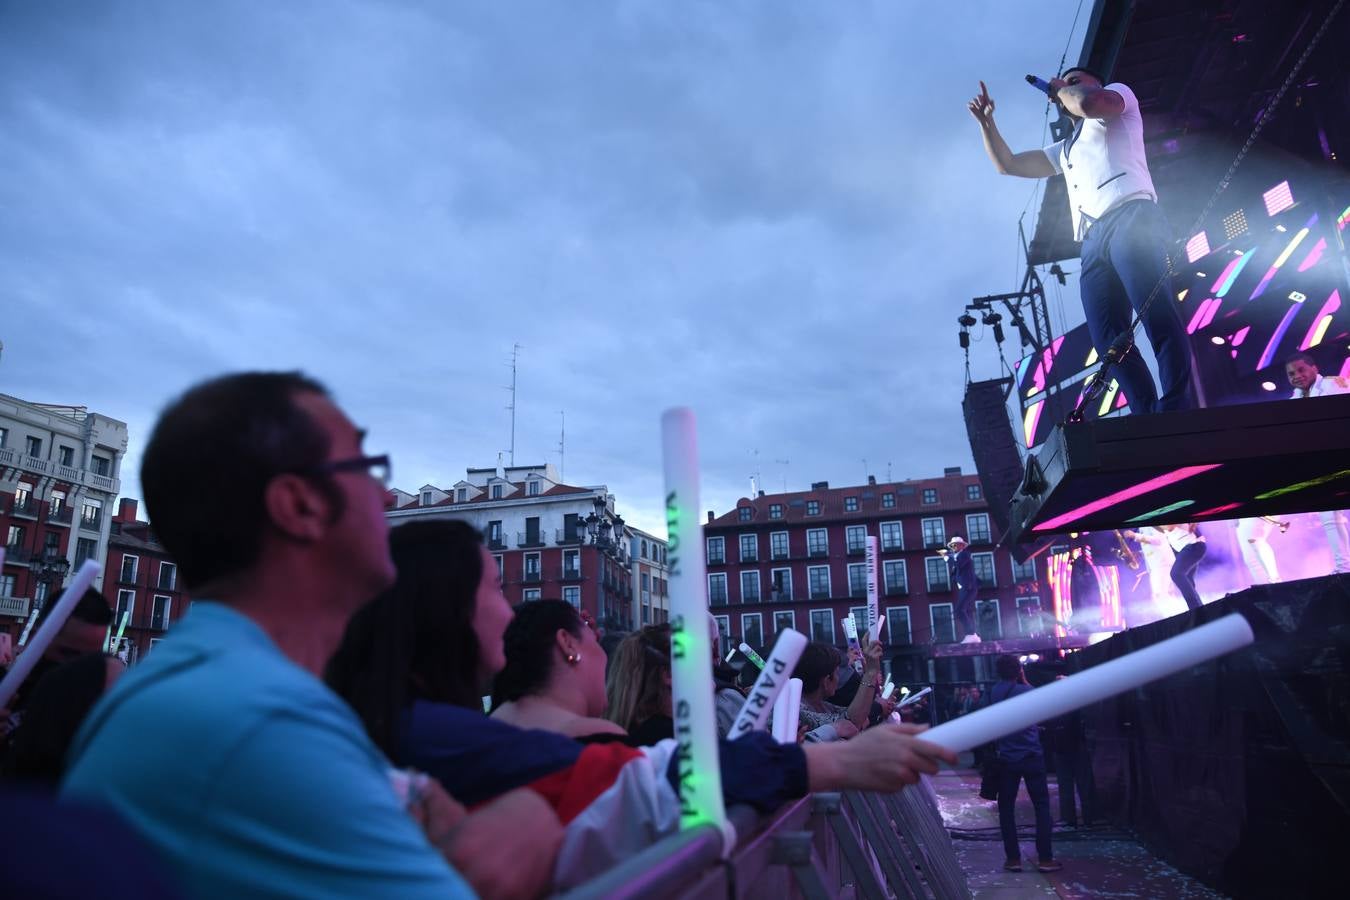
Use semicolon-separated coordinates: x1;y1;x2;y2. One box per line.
28;551;72;608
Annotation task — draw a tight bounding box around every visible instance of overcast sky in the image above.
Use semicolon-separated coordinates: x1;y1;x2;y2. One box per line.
2;0;1089;536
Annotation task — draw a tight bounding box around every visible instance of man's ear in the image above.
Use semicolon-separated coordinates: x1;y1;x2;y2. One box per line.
263;474;331;541
555;628;579;659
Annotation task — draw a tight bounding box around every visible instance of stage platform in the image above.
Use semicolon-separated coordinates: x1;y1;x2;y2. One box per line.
1003;393;1350;553
929;631;1097;658
1069;574;1350;899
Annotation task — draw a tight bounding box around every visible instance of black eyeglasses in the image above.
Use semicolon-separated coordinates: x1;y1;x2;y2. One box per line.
306;454;392;487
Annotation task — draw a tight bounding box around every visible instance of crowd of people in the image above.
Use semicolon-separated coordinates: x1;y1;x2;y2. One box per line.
0;371;958;899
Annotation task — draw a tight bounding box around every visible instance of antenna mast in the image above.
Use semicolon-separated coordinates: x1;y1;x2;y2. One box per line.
558;410;566;483
506;343;521;467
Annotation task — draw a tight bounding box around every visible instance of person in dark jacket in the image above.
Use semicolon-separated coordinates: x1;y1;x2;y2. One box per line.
991;655;1061;873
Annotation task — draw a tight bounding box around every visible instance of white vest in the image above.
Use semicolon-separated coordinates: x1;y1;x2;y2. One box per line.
1043;83;1157;240
1291;373;1350;399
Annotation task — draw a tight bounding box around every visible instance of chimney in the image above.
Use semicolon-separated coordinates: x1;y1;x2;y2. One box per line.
867;475;877;486
944;466;963;477
810;481;829;491
116;498;139;523
757;490;765;498
707;510;715;523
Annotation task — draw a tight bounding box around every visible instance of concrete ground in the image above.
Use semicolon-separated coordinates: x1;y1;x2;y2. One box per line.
929;765;1228;899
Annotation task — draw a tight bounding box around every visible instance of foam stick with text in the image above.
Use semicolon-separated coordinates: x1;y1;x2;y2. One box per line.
922;614;1253;753
737;643;767;670
660;408;729;843
728;628;808;739
841;616;863;673
0;560;102;708
865;536;880;641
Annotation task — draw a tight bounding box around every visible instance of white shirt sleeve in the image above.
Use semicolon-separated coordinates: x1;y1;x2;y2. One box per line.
1042;139;1065;174
1104;82;1138;118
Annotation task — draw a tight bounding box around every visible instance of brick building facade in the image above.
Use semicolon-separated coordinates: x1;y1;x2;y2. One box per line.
104;499;192;662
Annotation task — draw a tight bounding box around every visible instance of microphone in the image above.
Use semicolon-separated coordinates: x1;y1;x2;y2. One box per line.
1025;74;1054;96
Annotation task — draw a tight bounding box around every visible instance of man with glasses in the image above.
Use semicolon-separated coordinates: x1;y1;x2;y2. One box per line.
64;373;559;898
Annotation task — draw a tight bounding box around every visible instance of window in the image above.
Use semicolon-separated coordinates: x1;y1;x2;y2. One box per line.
965;513;992;544
75;537;97;566
922;488;938;505
563;586;581;608
884;559;908;595
15;482;32;506
706;536;725;565
807;565;831;600
739;534;758;562
741;613;763;649
769;504;783;519
847;563;868;598
977;599;1004;639
563;550;580;579
844;496;859;512
120;555;139;584
158;562;177;591
878;521;902;552
523;588;542;603
487;521;504;548
456;488;467;502
738;507;752;522
641;572;650;593
881;492;896;508
151;595;172;630
42;532;60;555
740;571;761;603
807;528;828;557
528;480;540;496
966;484;982;501
523;516;541;545
491;484;503;499
81;499;104;530
809;610;836;644
640;539;648;558
0;574;15;597
770;568;793;602
921;517;946;548
524;553;541;582
713;616;731;657
845;525;867;554
58;446;75;467
115;589;134;622
421;491;434;506
773;610;795;635
930;603;956;643
973;552;997;587
886;606;912;645
806;500;821;516
708;573;728;605
0;427;6;448
1016;596;1045;635
91;454;111;476
925;557;951;592
5;524;25;549
770;531;790;560
1011;557;1037;583
25;436;41;458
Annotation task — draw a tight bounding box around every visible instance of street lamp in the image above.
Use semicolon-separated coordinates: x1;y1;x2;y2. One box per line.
28;551;72;608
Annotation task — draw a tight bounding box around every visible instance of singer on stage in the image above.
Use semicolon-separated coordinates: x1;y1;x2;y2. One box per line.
968;69;1195;414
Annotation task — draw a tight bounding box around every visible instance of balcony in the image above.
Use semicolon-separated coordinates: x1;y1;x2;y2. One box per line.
157;576;177;592
10;497;38;518
880;541;903;553
924;538;947;550
846;544;866;557
558;566;583;582
885;583;909;596
707;553;726;566
3;544;33;565
770;549;789;561
523;570;542;584
849;586;867;599
809;589;831;600
807;547;828;558
80;511;103;532
0;595;31;618
515;531;546;548
554;528;585;545
47;505;73;526
709;592;729;607
770;589;793;603
928;580;952;593
487;536;507;551
740;550;758;563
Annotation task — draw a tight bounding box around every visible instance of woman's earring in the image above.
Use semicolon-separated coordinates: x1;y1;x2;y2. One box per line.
566;652;581;665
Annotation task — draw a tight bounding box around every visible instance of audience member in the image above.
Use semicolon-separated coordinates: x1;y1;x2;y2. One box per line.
794;640;881;741
4;652;125;785
62;372;483;899
991;654;1061;874
604;624;674;744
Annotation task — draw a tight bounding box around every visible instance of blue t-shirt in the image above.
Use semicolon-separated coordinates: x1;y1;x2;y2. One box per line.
991;680;1043;762
62;602;473;900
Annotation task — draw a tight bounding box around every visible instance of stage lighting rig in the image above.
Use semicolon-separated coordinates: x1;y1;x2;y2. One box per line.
982;311;1006;344
958;312;977;349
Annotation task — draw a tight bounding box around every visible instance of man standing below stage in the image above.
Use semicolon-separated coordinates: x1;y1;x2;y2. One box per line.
944;536;981;644
967;70;1195;414
1286;352;1350;573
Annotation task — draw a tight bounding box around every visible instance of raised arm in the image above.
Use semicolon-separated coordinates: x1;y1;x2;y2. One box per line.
1050;79;1125;119
968;81;1056;179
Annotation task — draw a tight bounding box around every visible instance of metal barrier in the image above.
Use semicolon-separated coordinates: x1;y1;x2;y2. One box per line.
560;778;971;899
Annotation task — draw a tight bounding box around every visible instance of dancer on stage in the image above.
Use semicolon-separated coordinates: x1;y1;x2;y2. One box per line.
1286;352;1350;573
1235;517;1285;586
967;70;1195;414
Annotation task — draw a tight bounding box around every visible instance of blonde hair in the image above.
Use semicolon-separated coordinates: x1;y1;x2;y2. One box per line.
605;624;671;733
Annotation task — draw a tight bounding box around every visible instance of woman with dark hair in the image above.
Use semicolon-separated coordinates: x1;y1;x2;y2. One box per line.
4;652;125;785
794;639;882;741
604;624;675;744
490;600;624;740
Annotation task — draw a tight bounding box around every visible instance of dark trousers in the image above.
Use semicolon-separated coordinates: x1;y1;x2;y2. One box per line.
1170;542;1207;610
998;755;1054;863
955;582;978;637
1079;200;1195;414
1055;747;1095;825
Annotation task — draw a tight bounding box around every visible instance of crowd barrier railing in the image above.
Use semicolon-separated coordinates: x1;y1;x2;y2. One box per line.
560;777;971;900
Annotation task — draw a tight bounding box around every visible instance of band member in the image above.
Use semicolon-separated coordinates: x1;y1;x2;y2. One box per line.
1286;352;1350;573
944;536;981;643
1149;524;1206;611
1235;517;1284;586
968;71;1194;414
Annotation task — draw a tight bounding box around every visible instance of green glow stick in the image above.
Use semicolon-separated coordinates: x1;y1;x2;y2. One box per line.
661;408;730;848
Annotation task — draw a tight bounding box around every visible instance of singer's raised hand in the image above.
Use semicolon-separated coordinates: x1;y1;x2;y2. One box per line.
967;80;995;126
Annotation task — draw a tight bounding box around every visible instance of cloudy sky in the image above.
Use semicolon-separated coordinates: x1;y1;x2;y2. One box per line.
2;0;1089;535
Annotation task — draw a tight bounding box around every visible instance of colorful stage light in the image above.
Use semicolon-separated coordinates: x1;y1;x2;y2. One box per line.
1300;290;1341;351
1185;232;1211;263
1124;499;1196;522
1223;209;1248;240
1032;465;1222;532
1248;214;1317;302
1263;180;1294;216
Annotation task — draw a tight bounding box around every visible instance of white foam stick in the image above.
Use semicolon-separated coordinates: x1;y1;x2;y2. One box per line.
841;616;863;673
881;681;895;701
899;686;932;708
0;560;101;708
737;642;767;670
724;648;737;663
865;536;880;641
660;409;729;843
923;613;1254;753
771;679;793;743
16;608;40;647
784;678;802;742
728;628;808;740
